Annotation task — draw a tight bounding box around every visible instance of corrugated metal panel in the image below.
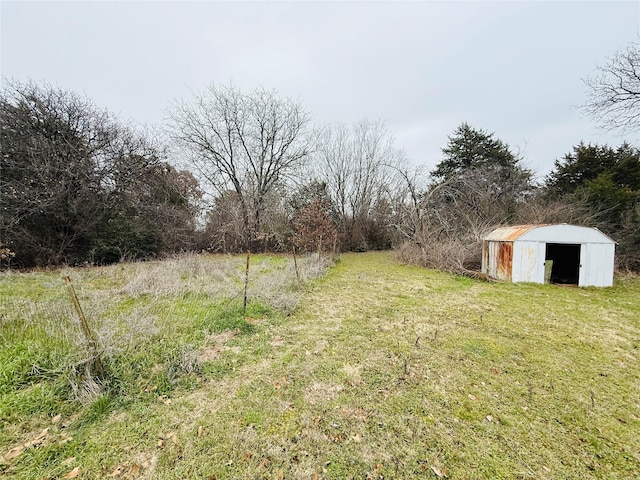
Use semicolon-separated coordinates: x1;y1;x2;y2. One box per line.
485;240;513;281
579;243;615;287
481;242;489;275
497;242;513;280
484;224;548;242
512;241;539;283
485;224;615;244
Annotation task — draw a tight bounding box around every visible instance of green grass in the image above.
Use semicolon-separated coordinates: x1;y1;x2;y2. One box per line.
1;251;639;479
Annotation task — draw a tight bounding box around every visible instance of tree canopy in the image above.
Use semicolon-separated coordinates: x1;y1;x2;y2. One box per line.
168;84;314;250
544;142;640;270
430;123;533;221
545;143;640;199
0;80;200;267
432;123;530;183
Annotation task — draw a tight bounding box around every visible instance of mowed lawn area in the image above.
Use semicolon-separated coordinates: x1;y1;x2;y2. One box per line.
1;251;639;479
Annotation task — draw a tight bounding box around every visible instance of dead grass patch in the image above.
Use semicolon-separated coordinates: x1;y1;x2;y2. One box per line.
197;331;237;363
303;382;344;405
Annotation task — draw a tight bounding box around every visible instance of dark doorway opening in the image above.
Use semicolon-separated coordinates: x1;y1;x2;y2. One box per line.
545;243;581;285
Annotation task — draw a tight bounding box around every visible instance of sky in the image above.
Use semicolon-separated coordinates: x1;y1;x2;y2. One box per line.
1;1;639;178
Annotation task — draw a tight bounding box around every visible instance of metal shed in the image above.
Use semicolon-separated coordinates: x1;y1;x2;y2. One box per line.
482;224;615;287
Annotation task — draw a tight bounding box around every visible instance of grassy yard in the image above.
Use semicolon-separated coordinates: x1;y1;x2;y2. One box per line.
1;251;639;479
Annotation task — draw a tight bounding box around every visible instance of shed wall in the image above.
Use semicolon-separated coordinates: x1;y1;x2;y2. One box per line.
579;243;615;287
483;241;513;281
512;241;543;283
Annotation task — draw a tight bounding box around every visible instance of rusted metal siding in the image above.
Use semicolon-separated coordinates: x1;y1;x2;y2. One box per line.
497;242;513;280
484;240;513;281
484;225;547;242
481;242;489;275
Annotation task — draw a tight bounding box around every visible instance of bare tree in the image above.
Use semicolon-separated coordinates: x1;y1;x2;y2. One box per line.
393;167;506;273
168;84;313;249
583;42;640;133
311;119;405;250
386;164;430;243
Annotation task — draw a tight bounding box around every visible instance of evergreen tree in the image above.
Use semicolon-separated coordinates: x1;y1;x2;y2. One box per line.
433;123;531;187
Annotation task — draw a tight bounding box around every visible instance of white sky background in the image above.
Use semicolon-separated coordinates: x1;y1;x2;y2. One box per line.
1;1;639;178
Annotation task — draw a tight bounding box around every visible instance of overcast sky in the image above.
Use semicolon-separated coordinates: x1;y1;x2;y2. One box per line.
1;1;638;178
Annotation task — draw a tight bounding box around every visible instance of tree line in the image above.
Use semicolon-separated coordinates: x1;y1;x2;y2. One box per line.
1;81;201;266
2;43;639;270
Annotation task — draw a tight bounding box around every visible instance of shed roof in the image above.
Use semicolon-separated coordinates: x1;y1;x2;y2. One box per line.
484;224;547;241
484;224;615;244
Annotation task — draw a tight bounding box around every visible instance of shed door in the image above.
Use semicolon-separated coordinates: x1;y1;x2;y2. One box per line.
545;243;580;285
579;243;615;287
513;241;539;283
